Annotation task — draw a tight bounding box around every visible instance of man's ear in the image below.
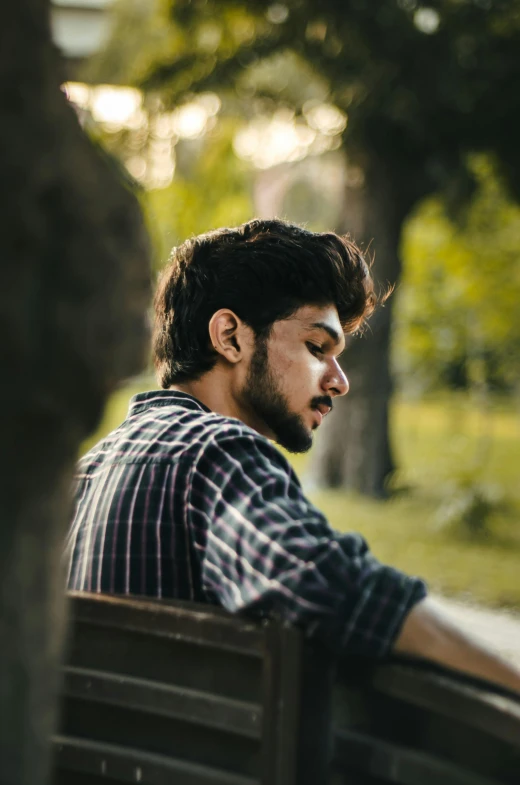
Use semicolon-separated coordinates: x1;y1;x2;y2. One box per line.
208;309;253;365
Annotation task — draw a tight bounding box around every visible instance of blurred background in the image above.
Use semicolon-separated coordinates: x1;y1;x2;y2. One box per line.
54;0;520;610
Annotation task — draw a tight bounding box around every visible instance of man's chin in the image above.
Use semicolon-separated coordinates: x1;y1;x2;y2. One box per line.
275;426;313;455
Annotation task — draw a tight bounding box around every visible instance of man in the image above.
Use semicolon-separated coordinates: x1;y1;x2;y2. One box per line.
66;219;520;692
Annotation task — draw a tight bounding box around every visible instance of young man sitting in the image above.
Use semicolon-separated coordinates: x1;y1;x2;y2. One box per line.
66;219;520;693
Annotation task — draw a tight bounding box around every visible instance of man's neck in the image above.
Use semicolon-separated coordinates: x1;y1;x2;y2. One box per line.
170;372;244;425
170;372;271;438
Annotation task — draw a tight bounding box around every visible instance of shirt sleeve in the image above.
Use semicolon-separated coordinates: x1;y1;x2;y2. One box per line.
188;428;427;659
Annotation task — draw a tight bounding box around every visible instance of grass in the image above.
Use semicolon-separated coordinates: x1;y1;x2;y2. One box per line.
84;383;520;610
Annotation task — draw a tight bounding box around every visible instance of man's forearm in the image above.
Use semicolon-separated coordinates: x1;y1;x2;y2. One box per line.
393;597;520;695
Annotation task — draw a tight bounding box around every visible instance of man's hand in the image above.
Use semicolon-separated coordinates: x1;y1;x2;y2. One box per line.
394;597;520;695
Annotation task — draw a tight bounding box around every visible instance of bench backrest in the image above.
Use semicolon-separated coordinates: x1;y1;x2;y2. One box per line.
53;593;520;785
53;592;333;785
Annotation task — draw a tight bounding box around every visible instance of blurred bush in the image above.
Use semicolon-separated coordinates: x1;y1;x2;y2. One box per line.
394;156;520;395
434;471;506;540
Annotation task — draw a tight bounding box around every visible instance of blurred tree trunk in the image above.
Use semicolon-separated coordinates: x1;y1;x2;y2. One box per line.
309;158;413;497
0;3;150;784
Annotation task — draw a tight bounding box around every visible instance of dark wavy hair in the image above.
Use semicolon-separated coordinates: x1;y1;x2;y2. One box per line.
153;218;379;386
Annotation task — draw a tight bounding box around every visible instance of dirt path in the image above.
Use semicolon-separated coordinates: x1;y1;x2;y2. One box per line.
431;595;520;666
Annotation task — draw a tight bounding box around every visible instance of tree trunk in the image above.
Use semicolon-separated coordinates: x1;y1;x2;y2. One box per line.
309;158;409;497
0;3;150;784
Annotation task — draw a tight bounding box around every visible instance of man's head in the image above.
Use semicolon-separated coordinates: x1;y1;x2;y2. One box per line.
153;219;379;452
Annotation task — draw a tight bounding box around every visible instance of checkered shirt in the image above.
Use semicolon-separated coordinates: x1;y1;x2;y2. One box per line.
65;390;427;658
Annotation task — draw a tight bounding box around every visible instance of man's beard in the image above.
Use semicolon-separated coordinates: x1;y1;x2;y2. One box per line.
242;337;314;454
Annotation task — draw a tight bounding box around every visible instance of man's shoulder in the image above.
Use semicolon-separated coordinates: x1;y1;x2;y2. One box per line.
191;415;292;476
140;399;267;452
128;390;280;455
184;409;276;456
76;391;288;475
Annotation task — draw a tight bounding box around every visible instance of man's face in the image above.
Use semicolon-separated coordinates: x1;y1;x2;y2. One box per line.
241;305;349;453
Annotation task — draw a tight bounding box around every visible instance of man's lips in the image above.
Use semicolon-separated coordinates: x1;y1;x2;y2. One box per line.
311;401;332;427
315;402;332;417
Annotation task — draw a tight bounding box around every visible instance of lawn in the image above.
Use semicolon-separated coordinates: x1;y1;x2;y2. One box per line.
83;382;520;610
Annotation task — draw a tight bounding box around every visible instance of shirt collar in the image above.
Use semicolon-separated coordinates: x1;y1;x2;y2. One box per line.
128;390;212;416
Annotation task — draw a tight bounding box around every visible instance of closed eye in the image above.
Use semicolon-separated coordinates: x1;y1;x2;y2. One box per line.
306;342;324;357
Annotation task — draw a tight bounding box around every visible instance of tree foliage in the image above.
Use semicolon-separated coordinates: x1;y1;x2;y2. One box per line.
395;156;520;392
95;0;520;206
145;119;252;267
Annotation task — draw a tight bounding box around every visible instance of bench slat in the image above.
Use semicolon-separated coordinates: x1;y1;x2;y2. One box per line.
54;735;259;785
68;592;265;656
63;666;262;739
334;730;500;785
372;663;520;748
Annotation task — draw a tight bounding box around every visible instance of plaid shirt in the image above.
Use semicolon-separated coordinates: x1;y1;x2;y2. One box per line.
66;390;427;658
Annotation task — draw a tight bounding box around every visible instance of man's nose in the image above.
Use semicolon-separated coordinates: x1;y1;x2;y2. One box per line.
325;361;349;397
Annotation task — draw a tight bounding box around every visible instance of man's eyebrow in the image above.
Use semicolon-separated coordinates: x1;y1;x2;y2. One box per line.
308;321;343;346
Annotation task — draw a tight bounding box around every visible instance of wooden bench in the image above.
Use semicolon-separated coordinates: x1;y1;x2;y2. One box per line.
53;593;520;785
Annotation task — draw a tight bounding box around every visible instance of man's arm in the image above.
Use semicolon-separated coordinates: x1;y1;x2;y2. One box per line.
394;597;520;694
190;428;427;658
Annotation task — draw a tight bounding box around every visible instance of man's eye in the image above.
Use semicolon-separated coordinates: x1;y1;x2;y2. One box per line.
307;342;324;356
